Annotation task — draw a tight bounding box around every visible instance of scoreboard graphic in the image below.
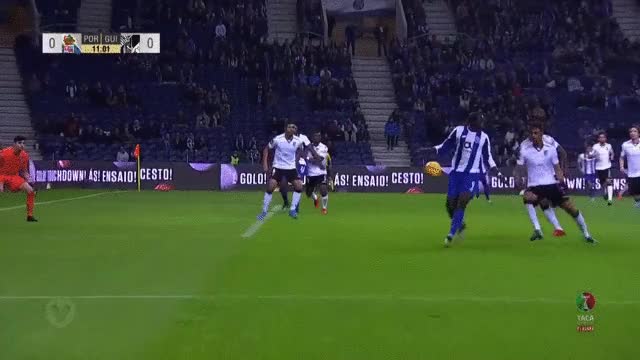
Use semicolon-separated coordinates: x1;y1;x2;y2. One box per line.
42;33;160;54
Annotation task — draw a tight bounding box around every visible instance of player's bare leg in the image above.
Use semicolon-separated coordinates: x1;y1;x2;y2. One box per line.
280;179;289;210
445;193;471;247
20;182;37;222
288;179;304;219
539;199;565;237
305;181;319;208
523;191;543;240
617;183;626;200
258;178;278;221
558;200;597;244
319;183;329;214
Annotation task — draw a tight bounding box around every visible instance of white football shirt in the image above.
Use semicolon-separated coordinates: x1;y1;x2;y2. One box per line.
517;141;559;187
621;140;640;178
306;142;329;177
520;134;559;149
593;143;613;170
298;134;311;147
268;133;303;170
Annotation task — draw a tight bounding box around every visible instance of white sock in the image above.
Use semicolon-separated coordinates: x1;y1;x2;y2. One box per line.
607;185;613;201
322;195;328;209
262;192;272;213
311;192;318;201
543;208;563;231
574;211;590;238
290;191;302;210
526;204;541;231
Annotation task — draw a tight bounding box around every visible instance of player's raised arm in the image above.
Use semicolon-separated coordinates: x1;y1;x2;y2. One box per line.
433;127;458;154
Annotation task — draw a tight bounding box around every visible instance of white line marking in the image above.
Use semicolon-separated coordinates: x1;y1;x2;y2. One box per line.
0;294;637;305
241;206;279;238
0;191;123;212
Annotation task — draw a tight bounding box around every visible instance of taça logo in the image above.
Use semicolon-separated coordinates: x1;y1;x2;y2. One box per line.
353;0;365;10
576;292;596;312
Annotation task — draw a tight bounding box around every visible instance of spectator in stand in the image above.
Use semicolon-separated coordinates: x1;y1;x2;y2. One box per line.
230;151;240;165
248;145;260;164
65;80;77;102
374;24;388;57
235;133;245;151
385;118;399;150
116;146;130;162
345;24;356;56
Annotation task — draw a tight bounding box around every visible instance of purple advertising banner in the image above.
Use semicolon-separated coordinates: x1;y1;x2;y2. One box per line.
24;162;630;194
220;164;425;192
223;164;630;195
423;167;629;195
31;161;219;190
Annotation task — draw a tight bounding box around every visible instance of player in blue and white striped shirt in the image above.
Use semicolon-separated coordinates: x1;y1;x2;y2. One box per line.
578;144;597;200
431;113;505;246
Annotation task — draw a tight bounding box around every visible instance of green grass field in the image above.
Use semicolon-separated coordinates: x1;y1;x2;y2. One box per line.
0;190;638;359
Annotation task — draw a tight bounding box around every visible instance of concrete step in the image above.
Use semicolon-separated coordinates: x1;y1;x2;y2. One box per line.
0;106;30;113
0;79;22;87
360;101;395;108
0;48;13;55
0;93;26;100
0;101;28;107
361;108;392;116
365;114;391;121
358;88;395;96
0;75;21;82
353;72;390;79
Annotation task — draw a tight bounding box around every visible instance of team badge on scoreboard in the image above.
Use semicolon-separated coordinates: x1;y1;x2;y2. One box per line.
62;34;82;54
42;33;82;54
120;34;141;53
121;33;160;54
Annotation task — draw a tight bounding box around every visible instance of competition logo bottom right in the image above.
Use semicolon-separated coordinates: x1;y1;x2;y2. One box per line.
576;291;596;332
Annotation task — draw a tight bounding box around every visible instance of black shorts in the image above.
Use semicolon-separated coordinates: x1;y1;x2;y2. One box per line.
272;168;299;184
629;177;640;196
596;169;611;184
527;184;569;207
306;175;327;188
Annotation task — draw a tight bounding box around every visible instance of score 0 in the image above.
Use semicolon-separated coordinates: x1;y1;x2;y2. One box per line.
42;33;61;54
139;33;160;53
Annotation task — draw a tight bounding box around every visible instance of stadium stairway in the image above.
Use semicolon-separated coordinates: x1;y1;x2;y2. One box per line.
422;0;457;41
0;48;40;159
613;0;640;41
77;0;112;33
352;56;410;167
267;0;297;42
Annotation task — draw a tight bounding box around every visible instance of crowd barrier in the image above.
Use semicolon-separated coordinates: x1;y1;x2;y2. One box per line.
30;161;630;195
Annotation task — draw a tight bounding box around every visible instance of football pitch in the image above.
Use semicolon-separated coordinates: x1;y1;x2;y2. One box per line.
0;190;638;359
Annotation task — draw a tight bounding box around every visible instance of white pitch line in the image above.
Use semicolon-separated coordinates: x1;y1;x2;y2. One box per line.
0;294;637;305
0;191;123;212
241;206;279;238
